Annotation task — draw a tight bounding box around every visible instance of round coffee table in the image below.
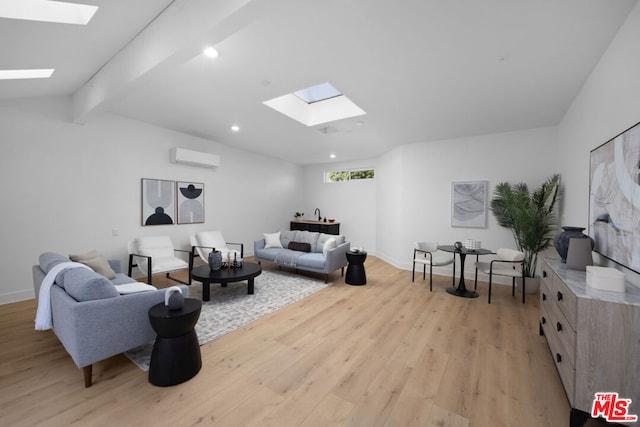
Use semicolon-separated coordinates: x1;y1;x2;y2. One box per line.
148;298;202;387
191;262;262;301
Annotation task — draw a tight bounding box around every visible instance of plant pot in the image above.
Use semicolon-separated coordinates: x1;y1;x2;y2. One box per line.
517;276;540;294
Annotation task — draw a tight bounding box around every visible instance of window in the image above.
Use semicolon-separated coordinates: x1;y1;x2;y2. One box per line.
325;169;375;183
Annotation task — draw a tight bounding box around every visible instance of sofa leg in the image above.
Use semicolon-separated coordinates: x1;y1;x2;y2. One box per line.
83;365;93;387
324;274;329;283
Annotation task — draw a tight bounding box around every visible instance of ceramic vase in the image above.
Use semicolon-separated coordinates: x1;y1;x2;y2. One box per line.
208;250;222;270
553;226;594;263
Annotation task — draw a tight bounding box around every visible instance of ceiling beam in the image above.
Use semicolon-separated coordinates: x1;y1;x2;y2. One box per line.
72;0;295;124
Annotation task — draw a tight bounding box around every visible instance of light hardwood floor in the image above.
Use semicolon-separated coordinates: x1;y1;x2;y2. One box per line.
0;257;572;426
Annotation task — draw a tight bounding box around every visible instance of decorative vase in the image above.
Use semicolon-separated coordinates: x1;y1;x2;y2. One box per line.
553;226;594;263
164;286;184;310
208;250;222;270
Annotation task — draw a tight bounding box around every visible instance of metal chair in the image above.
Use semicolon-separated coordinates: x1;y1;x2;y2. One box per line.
190;230;244;265
412;241;455;291
474;248;525;303
127;236;192;285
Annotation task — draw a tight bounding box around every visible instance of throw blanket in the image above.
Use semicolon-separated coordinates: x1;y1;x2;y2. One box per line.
35;261;91;330
274;249;304;268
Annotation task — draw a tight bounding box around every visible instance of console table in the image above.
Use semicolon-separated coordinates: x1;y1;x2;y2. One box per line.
539;258;640;426
290;220;340;235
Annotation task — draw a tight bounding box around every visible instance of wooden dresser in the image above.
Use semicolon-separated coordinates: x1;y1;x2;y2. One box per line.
539;257;640;426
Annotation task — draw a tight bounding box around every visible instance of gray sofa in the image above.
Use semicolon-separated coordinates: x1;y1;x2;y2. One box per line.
32;252;188;387
254;230;350;282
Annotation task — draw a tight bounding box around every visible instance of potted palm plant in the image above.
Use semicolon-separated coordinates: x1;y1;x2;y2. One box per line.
489;174;560;292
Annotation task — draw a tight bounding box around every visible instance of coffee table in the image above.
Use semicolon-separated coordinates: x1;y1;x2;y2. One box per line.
191;262;262;301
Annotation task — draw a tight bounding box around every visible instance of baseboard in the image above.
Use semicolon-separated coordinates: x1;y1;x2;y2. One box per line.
0;289;35;305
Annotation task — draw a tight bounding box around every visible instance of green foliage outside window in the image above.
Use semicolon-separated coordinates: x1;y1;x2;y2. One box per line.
326;169;375;182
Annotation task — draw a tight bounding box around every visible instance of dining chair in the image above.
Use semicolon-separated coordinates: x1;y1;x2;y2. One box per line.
412;241;455;291
474;248;526;303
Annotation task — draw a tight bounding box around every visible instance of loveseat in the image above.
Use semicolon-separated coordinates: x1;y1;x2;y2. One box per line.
254;230;350;282
32;252;188;387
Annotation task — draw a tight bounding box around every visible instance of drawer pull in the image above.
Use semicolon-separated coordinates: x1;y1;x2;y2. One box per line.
556;353;562;363
556;322;562;332
557;291;563;301
541;316;546;325
542;293;547;301
543;270;547;278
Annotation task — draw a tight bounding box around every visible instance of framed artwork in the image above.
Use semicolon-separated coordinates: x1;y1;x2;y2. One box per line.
177;181;204;224
451;181;488;228
589;120;640;274
142;178;175;225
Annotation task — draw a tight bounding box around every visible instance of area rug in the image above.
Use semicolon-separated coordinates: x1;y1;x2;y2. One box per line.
124;269;331;371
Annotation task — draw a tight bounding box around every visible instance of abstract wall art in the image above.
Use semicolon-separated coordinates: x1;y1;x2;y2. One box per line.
589;120;640;274
141;178;175;225
451;181;488;228
177;181;204;224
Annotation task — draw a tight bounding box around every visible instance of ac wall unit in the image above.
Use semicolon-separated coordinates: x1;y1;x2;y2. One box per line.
170;147;220;168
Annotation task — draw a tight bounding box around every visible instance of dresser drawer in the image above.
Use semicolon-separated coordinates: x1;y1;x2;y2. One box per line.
540;301;576;405
540;282;576;367
541;263;577;330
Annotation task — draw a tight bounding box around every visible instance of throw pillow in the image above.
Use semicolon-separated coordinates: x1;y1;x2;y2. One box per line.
263;232;283;249
288;241;312;252
323;237;337;257
70;250;116;279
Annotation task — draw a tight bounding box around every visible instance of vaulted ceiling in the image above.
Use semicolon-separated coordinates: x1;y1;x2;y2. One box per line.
1;0;637;164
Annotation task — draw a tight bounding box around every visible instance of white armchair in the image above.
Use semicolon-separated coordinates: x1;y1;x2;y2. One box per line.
190;231;244;265
127;236;192;285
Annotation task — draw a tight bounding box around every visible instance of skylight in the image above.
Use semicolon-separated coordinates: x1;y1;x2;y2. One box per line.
0;0;98;25
263;82;366;127
294;82;342;104
0;69;54;80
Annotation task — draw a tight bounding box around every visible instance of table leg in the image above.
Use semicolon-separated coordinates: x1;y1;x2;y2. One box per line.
446;252;479;298
248;278;254;294
203;282;210;302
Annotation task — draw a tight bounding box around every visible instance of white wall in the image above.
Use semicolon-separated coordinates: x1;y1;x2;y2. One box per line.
557;1;640;284
376;127;559;280
0;97;303;303
302;159;377;253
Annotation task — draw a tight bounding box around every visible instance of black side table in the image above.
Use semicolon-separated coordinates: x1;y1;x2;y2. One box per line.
346;250;367;285
148;298;202;387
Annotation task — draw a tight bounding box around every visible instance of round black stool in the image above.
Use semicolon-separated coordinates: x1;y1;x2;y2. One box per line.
148;298;202;386
345;250;367;285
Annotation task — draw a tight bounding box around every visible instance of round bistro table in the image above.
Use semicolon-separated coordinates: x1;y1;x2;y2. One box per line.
148;298;202;387
438;245;493;298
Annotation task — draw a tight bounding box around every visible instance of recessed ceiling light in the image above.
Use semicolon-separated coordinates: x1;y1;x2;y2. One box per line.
0;69;55;80
231;125;240;132
203;47;219;58
0;0;98;25
330;154;336;159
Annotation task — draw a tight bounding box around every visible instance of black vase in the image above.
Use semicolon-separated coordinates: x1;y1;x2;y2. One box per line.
553;226;594;263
